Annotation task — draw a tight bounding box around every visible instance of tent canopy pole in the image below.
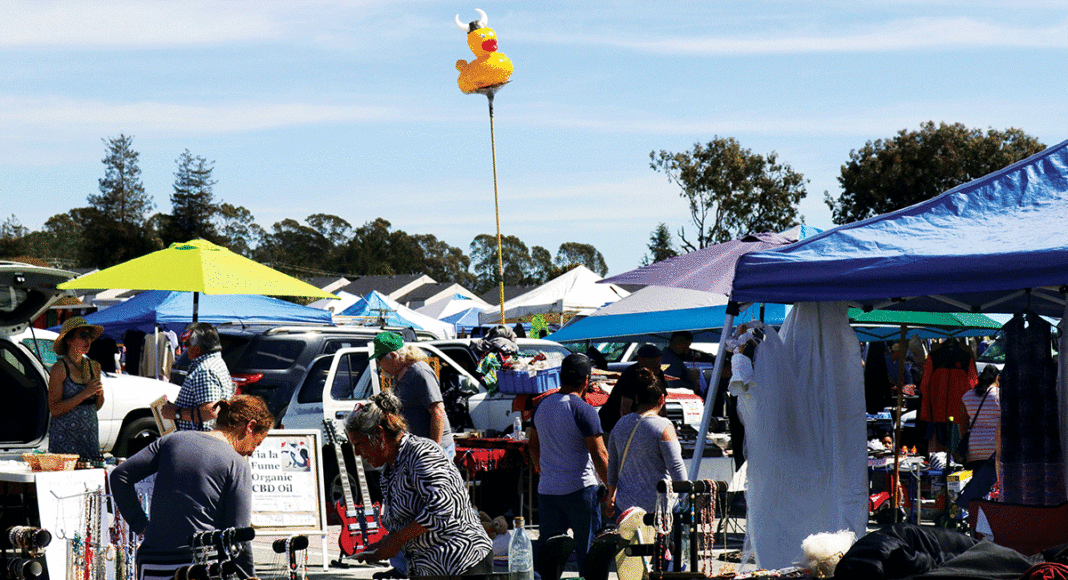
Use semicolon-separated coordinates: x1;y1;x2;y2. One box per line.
688;301;738;480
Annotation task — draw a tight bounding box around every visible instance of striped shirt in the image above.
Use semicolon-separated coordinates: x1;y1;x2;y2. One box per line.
961;386;1000;463
381;434;491;576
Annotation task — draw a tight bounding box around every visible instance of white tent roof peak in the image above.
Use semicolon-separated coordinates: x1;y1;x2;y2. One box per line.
479;265;630;324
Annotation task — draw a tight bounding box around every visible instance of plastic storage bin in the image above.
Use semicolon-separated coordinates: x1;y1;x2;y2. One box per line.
497;367;561;395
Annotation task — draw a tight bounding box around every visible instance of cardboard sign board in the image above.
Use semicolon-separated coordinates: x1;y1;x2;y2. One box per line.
150;395;176;435
249;430;327;534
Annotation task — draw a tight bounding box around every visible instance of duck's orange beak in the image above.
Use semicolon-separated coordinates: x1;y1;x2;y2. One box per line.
481;38;497;52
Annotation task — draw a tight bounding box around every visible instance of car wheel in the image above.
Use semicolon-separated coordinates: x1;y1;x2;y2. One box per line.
114;416;160;459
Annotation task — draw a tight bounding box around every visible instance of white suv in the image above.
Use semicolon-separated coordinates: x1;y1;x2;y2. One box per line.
0;261;179;459
279;338;570;505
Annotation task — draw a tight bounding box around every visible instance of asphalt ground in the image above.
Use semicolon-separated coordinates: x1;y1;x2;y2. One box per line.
248;524;746;580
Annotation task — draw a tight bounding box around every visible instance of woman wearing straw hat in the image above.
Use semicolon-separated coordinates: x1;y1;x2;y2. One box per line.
48;316;106;457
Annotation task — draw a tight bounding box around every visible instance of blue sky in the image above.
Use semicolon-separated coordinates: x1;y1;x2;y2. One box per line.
2;1;1066;276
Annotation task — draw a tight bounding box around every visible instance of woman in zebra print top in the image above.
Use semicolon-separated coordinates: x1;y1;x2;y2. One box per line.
347;391;492;577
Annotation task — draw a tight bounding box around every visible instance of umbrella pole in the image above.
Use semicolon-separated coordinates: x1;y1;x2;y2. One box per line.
688;302;738;480
486;92;507;325
193;291;199;324
892;324;907;520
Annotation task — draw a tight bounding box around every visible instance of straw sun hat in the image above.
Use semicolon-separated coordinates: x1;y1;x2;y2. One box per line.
53;316;104;355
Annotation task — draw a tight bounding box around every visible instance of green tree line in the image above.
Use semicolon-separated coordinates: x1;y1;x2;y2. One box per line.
2;123;1044;292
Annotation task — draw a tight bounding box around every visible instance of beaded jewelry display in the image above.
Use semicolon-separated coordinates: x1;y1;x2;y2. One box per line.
285;537;308;580
67;532;83;580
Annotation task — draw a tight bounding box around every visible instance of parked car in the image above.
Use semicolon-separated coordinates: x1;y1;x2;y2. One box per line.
0;261;179;460
15;327;180;457
279;337;708;507
169;323;439;419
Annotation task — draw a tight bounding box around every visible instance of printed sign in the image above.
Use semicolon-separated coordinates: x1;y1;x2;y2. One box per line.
249;430;326;533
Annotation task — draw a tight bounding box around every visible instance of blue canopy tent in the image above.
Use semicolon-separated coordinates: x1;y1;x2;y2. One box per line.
338;291;455;338
548;302;786;343
549;304;998;344
64;290;333;339
722;139;1068;564
732;139;1068;316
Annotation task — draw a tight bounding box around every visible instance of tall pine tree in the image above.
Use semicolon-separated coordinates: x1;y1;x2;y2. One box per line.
90;135;153;227
83;135;157;266
165;149;218;245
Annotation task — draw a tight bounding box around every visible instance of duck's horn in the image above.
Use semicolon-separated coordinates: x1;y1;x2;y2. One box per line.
475;8;487;27
455;14;468;31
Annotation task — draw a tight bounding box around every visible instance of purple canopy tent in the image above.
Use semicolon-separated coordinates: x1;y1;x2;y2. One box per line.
601;231;801;478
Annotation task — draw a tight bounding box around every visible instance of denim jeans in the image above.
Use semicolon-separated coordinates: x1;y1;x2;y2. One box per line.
537;485;601;575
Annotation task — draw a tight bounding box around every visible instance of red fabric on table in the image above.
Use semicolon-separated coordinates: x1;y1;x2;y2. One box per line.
511;385;610;420
454;438;530;477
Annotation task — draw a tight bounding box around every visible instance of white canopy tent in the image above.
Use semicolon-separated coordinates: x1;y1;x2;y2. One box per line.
478;265;630;324
308;290;362;314
416;293;493;320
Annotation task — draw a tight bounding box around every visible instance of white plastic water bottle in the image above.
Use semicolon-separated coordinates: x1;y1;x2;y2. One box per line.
512;416;524;440
508;516;534;580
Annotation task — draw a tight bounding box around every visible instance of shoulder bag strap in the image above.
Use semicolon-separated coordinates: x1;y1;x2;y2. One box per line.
618;416;647;474
966;389;991;433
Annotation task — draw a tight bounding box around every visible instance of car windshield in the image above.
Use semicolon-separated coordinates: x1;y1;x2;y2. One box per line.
561;341;631;363
977;334;1006;365
20;338;58;371
517;343;571;361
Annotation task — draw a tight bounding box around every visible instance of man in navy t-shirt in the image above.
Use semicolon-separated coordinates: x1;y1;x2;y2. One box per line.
529;353;608;575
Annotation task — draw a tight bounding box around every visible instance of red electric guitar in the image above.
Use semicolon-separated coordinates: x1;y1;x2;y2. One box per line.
322;419;387;556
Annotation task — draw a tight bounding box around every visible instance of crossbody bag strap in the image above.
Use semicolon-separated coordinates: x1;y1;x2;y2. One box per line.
618;416;647;474
966;389;991;433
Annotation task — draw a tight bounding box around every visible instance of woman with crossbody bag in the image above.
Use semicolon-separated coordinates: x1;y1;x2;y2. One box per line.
605;368;687;518
959;366;1001;471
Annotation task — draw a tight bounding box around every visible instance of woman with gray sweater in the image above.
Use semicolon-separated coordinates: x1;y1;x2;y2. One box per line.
605;368;687;517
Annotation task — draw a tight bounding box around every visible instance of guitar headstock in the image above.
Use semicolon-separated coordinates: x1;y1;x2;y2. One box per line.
322;418;345;446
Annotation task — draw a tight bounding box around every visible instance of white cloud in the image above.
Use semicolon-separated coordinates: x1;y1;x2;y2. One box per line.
532;16;1068;55
0;96;409;137
0;1;290;48
498;99;1068;140
0;0;444;49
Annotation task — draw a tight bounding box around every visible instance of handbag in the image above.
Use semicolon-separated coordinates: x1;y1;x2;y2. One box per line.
956;389;990;457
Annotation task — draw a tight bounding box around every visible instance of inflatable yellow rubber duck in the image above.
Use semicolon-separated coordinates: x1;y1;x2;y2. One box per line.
455;9;513;94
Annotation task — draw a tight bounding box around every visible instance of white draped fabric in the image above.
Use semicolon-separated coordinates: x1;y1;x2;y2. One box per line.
738;302;868;569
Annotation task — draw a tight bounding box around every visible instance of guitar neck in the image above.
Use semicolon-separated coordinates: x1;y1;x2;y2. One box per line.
353;453;373;508
324;420;358;510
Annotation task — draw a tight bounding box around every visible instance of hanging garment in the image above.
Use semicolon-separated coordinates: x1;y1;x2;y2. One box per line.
737;303;867;570
864;341;893;414
140;331;175;380
123;329;146;376
999;312;1066;505
919;340;978;424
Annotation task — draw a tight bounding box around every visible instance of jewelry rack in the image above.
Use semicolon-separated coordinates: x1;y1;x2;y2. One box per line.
2;526;50;579
271;536;309;580
175;527;256;580
625;480;731;580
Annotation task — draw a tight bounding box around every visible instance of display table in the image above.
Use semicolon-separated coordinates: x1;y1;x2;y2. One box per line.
0;466;108;580
453;438;533;524
454;438;529;477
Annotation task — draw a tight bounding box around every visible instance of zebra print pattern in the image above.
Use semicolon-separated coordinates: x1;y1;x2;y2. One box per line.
381;433;492;576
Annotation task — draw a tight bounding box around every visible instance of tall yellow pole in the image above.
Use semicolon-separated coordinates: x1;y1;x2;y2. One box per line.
487;92;506;325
